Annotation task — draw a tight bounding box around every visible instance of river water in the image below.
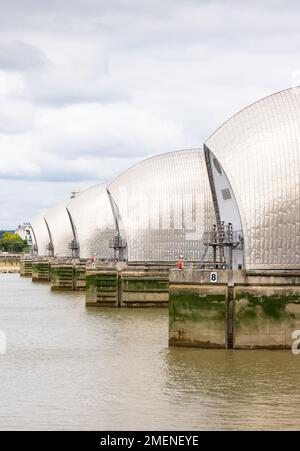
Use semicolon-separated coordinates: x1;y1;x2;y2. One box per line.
0;273;300;430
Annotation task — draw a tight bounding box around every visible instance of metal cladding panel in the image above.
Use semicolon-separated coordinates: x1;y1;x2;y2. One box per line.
30;214;49;256
44;204;73;257
205;87;300;270
67;184;116;259
108;149;215;262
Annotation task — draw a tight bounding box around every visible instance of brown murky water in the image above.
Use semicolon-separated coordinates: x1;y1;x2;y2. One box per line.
0;273;300;430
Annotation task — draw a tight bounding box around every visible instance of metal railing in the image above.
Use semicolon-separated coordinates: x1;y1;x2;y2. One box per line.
203;229;243;246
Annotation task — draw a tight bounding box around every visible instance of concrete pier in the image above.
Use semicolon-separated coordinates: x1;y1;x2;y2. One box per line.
169;269;300;349
86;265;118;306
51;261;73;290
121;266;169;307
32;258;51;282
74;260;87;291
20;257;33;277
85;263;169;307
51;259;87;291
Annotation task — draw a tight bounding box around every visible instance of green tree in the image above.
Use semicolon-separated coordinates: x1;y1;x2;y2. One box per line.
0;232;28;253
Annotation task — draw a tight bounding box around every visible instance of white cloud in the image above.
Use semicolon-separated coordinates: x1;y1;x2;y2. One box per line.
37;103;186;157
0;96;35;133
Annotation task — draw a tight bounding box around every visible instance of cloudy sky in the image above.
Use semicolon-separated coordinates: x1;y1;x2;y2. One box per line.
0;0;299;228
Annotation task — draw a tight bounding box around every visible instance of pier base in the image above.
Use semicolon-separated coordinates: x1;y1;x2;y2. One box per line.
169;269;300;349
121;266;169;307
85;263;169;307
74;260;87;291
32;259;51;282
86;267;118;306
51;260;87;291
20;257;33;277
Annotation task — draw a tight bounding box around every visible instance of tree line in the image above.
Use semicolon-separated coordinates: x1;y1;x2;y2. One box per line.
0;232;29;253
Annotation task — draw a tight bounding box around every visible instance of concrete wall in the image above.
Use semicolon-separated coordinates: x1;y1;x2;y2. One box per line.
235;286;300;349
121;268;169;307
169;284;227;347
169;269;300;349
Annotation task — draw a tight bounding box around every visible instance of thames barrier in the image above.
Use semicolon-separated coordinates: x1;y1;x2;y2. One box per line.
3;0;300;433
13;87;300;350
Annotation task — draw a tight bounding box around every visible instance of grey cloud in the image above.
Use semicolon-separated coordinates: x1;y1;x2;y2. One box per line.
0;40;48;71
26;73;131;106
0;0;179;29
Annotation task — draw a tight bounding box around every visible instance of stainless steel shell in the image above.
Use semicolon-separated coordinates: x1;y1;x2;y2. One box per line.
108;149;215;262
43;204;73;257
30;214;50;256
67;184;116;259
205;87;300;270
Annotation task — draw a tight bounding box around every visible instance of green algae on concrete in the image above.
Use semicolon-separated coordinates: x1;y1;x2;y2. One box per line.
32;260;51;282
20;258;32;277
235;287;300;349
169;286;227;348
75;263;86;290
121;273;169;307
169;269;300;349
122;279;169;293
85;267;169;307
51;261;87;291
51;264;74;291
85;271;118;307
